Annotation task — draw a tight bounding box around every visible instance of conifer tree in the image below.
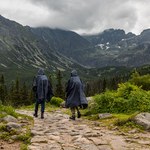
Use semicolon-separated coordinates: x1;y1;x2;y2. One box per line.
0;75;4;84
55;70;64;99
97;79;103;93
131;69;140;79
28;89;35;105
110;77;118;90
102;78;106;92
11;78;20;107
48;74;53;88
48;74;53;92
7;81;14;105
0;75;6;104
85;82;91;96
20;82;29;106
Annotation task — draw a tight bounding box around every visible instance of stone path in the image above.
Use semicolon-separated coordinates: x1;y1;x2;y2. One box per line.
17;110;150;150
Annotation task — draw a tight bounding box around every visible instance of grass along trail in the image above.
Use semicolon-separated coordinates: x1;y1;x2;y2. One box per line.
17;109;150;150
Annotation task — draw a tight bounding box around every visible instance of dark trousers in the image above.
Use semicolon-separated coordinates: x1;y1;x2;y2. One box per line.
70;107;80;117
35;99;45;113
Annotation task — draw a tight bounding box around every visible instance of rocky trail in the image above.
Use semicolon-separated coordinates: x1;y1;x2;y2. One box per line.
16;110;150;150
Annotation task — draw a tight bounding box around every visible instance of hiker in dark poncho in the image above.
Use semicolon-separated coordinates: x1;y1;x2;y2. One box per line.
66;70;88;120
32;68;53;119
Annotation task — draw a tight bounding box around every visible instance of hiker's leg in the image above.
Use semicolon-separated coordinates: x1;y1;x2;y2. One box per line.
70;107;75;120
34;100;39;117
41;99;45;119
76;107;81;118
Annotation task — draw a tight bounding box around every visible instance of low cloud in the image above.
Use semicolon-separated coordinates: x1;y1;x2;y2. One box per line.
0;0;150;35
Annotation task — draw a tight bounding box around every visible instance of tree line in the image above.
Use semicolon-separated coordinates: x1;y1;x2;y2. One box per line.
0;69;132;107
0;70;66;107
85;73;130;96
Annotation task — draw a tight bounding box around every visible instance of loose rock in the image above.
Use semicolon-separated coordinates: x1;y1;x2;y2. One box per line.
98;113;112;119
133;112;150;130
3;115;18;123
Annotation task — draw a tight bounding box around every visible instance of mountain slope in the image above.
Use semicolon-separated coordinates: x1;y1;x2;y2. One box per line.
82;29;150;67
31;27;91;59
0;15;89;81
0;15;150;82
84;28;136;45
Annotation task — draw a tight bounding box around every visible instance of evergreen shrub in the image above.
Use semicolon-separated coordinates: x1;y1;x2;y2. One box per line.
89;82;150;114
50;97;64;107
130;74;150;90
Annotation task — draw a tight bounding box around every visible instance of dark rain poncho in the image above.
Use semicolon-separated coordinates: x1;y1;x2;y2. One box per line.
65;70;88;108
33;68;53;100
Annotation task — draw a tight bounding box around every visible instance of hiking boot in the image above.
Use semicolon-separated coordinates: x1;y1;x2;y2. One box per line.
41;112;44;119
77;112;81;118
33;111;38;117
69;116;75;120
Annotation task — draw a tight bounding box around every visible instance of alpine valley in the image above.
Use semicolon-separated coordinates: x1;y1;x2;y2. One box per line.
0;15;150;82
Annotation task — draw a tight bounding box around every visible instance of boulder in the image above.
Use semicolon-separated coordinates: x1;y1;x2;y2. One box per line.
60;101;66;108
11;135;18;140
3;115;18;123
6;122;21;131
98;113;112;119
133;113;150;130
86;97;93;101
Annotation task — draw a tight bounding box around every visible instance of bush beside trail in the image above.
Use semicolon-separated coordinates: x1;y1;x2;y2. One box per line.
89;82;150;114
50;97;64;107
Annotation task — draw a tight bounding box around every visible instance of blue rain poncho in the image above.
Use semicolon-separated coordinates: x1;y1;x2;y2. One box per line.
33;68;53;100
65;70;88;108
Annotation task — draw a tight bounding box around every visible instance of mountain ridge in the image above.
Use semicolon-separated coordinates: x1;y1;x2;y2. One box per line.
0;15;150;81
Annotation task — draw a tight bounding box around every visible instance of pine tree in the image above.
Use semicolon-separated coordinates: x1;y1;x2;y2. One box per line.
7;81;14;105
20;82;29;106
110;77;118;90
48;74;53;88
28;89;35;105
102;78;106;92
55;70;64;99
0;75;6;104
97;79;103;93
0;75;4;84
48;74;53;92
11;78;20;107
85;82;91;96
131;69;140;79
15;77;19;93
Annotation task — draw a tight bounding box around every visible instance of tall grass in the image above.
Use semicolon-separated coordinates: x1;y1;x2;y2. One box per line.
0;104;17;118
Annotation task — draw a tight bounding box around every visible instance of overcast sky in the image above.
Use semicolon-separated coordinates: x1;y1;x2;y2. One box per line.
0;0;150;35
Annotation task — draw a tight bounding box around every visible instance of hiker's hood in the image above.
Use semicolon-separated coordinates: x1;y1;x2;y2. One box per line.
71;70;78;77
37;68;45;75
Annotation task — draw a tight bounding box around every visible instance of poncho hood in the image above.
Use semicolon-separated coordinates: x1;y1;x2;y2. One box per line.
71;70;78;77
38;68;45;75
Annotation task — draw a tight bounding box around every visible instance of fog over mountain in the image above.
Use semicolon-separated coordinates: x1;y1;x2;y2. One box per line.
0;15;150;72
0;0;150;35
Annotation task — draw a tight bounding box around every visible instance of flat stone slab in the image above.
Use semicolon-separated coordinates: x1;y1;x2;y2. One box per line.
31;136;48;143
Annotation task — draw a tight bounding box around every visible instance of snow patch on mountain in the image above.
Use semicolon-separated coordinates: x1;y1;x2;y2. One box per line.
1;63;7;68
96;44;104;49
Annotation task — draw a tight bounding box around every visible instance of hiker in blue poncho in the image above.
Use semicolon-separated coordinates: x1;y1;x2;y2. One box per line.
66;70;88;120
32;68;53;119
